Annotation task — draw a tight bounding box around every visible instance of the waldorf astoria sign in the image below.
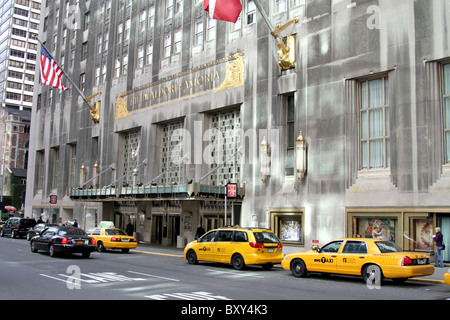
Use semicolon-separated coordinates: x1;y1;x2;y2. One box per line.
115;52;245;119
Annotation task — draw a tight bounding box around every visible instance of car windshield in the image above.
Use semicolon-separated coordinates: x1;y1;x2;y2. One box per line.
375;240;403;253
58;228;86;236
105;229;126;236
253;232;280;244
200;231;216;242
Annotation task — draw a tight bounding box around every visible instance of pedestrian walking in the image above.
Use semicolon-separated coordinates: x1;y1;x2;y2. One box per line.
433;227;444;268
126;222;134;236
195;225;205;239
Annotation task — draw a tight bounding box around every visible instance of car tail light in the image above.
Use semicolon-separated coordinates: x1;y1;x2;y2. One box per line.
402;256;413;266
277;243;283;249
61;237;69;244
90;237;96;245
111;237;117;242
249;242;265;249
133;238;137;242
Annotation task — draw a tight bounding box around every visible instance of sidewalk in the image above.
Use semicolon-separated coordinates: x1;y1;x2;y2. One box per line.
134;243;184;257
133;243;449;284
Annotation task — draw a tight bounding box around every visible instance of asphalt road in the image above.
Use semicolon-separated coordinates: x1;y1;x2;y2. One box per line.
1;236;449;307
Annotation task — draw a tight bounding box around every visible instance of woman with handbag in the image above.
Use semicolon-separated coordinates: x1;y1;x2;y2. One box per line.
433;227;444;268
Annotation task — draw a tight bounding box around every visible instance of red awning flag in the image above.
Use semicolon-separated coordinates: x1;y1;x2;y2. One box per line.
204;0;242;23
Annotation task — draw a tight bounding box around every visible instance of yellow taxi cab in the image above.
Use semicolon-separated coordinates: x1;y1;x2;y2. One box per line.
88;227;137;253
444;270;450;285
184;227;283;270
282;238;434;284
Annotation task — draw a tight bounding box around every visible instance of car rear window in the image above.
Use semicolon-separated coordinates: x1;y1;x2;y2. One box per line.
20;219;36;227
58;228;86;236
253;232;280;244
105;229;126;236
375;241;403;253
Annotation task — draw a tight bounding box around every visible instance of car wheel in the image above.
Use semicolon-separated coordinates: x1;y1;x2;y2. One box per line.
231;253;246;270
97;241;106;252
291;259;308;278
30;241;38;253
121;249;130;253
82;251;91;258
11;230;16;238
187;250;198;264
49;244;57;257
363;264;384;286
0;229;4;237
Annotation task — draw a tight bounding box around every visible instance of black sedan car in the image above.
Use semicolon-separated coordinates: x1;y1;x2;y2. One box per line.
27;223;58;240
30;226;96;258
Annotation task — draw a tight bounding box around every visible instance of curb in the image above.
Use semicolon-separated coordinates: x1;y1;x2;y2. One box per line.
133;249;448;285
133;250;184;258
409;278;445;284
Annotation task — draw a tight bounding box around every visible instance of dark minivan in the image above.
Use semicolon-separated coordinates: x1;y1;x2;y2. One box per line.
1;217;37;238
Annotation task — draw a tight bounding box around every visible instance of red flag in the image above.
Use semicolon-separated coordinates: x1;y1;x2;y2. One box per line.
40;45;69;91
204;0;242;23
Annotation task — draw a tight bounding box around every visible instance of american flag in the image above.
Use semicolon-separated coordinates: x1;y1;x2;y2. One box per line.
40;45;69;91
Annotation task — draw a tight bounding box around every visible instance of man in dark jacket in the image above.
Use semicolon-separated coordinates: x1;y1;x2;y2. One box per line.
433;227;444;268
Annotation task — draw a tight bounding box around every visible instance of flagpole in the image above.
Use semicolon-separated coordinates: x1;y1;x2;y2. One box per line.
37;39;90;105
252;0;281;42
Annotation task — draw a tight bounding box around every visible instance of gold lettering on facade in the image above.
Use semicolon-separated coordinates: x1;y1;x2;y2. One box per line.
114;52;245;119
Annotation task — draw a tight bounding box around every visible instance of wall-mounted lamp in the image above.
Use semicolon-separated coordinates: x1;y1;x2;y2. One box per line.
92;161;100;188
79;164;87;188
296;131;307;181
260;136;271;183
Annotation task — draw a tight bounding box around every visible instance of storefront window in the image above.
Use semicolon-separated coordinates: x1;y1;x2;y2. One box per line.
347;210;444;252
32;207;60;223
85;208;97;231
354;217;396;242
270;210;304;246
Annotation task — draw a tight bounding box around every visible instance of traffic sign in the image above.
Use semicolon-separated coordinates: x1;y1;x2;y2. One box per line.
226;183;237;198
49;195;57;204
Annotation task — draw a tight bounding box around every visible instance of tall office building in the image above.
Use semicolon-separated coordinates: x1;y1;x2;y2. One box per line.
0;0;40;211
26;0;450;261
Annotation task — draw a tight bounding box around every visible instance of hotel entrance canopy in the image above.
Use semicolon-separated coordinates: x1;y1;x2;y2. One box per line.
70;182;245;202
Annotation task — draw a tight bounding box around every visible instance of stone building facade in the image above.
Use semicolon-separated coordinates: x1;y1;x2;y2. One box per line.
26;0;450;259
